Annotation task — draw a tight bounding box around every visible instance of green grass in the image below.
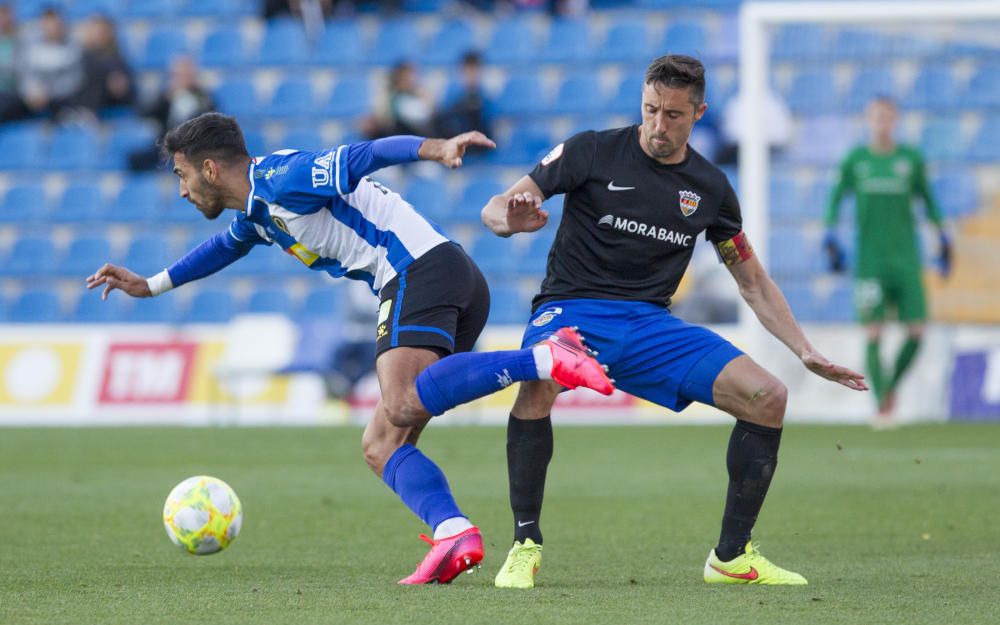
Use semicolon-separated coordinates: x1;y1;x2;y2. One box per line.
1;424;998;625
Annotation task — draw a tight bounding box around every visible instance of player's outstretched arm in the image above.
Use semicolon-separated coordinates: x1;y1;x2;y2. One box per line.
722;235;868;392
417;131;496;168
481;175;549;237
86;263;152;300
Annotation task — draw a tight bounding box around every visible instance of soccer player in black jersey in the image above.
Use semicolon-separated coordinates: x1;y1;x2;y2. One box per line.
481;55;868;588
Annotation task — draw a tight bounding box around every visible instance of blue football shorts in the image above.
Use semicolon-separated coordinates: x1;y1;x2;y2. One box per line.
521;298;743;411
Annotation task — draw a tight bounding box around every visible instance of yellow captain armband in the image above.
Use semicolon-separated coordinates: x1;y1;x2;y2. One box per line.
716;232;755;266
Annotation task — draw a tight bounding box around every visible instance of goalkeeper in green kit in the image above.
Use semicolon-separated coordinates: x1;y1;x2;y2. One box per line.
824;96;951;425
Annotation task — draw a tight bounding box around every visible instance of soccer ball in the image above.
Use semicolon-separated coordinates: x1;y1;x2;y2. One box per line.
163;476;243;555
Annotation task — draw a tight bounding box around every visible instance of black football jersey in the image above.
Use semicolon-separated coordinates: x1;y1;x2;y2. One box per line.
528;125;742;310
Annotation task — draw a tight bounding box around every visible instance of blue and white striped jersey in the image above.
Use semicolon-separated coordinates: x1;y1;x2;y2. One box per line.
229;144;448;293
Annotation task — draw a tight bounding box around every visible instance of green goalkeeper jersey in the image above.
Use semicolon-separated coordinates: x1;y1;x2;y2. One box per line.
825;144;942;277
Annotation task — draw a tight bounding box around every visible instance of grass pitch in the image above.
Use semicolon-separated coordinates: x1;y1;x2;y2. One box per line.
1;424;997;625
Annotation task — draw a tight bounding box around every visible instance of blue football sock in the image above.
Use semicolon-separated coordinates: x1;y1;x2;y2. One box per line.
415;349;540;416
382;443;464;529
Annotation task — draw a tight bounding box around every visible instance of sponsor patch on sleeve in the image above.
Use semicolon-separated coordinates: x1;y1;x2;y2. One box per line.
540;143;564;166
716;231;755;266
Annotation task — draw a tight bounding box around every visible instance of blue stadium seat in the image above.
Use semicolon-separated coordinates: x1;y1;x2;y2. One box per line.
549;74;603;115
247;288;293;315
226;245;289;277
277;127;327;153
64;0;120;20
968;118;1000;162
213;78;258;118
178;0;253;17
200;26;246;69
419;19;474;66
258;19;308;66
789;117;858;165
1;236;56;277
811;280;855;323
128;297;180;323
0;124;45;170
470;234;519;276
776;282;817;321
768;173;805;222
369;20;421;66
963;63;1000;109
786;70;840;116
186;288;237;323
920;118;964;162
772;24;828;61
402;176;451;225
493;73;546;117
490;122;553;166
301;287;346;318
596;17;649;64
832;29;890;60
933;171;979;218
55;235;112;277
488;282;527;324
138;26;188;70
313;21;365;67
401;0;448;11
265;77;315;120
456;176;505;223
518;228;556;276
162;193;205;224
606;70;645;115
102;118;158;170
484;15;540;65
538;18;593;64
769;229;823;280
844;69;896;112
73;292;127;323
711;12;739;63
107;176;164;222
46;125;100;171
243;129;268;156
123;236;171;277
1;183;48;223
8;290;62;323
662;20;707;58
122;0;176;19
903;65;957;112
53;183;104;223
324;75;371;119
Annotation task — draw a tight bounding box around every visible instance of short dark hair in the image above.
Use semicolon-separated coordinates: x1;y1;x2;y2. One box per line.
161;112;249;164
871;94;897;108
644;54;706;106
460;50;482;67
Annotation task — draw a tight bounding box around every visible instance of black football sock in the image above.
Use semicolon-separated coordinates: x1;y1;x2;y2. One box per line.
507;413;552;545
715;420;783;562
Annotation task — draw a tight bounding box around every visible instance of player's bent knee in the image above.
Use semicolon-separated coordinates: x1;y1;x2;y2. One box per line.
381;393;431;428
750;379;787;427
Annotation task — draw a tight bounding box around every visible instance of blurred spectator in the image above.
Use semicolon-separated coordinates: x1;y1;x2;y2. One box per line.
76;14;134;116
0;3;27;122
17;6;83;120
128;56;215;171
362;60;433;139
715;87;792;165
433;51;492;140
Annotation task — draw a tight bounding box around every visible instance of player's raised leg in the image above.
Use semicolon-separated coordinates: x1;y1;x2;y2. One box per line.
361;346;483;584
406;326;613;426
704;354;807;585
494;379;562;589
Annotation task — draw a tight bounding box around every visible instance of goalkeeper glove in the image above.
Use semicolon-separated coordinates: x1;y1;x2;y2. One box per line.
822;230;846;274
937;231;952;278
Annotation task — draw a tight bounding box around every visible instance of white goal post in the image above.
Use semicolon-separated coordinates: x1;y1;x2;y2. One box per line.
736;0;1000;338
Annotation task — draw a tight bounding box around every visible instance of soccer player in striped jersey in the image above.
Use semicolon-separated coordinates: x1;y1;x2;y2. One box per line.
86;112;612;584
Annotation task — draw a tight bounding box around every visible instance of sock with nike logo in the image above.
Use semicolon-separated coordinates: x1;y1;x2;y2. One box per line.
508;413;552;545
715;420;782;562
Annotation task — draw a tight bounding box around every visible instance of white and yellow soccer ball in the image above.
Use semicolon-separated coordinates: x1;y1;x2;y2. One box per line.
163;476;242;555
